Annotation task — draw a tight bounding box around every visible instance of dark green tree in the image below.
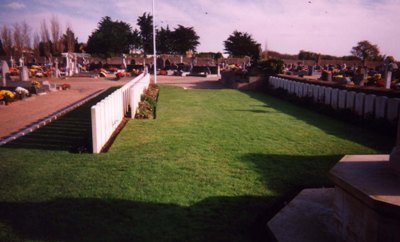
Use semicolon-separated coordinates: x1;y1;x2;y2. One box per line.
130;29;142;52
87;16;133;57
298;50;319;60
156;26;173;54
224;31;261;62
171;25;200;55
137;13;153;56
351;40;380;64
257;58;284;76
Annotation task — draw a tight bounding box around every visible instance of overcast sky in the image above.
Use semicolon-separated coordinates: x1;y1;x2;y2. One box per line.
1;0;399;59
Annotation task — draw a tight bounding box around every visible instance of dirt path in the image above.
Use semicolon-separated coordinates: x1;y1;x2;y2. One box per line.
0;75;222;140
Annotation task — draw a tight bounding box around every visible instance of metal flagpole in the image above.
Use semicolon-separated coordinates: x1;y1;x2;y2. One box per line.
152;0;157;84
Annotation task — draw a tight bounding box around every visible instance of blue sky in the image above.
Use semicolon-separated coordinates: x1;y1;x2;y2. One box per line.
1;0;399;59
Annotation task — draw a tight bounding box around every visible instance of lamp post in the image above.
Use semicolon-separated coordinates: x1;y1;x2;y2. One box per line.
152;0;157;84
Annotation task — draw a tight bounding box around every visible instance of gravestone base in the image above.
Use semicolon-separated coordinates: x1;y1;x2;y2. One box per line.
268;155;400;242
267;188;338;242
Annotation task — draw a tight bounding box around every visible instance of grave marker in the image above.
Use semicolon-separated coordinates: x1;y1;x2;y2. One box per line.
324;87;332;105
1;60;9;87
331;88;339;109
312;85;319;102
318;86;325;103
20;66;29;82
354;93;366;116
338;90;347;110
345;91;356;111
387;98;400;123
375;96;388;119
364;94;376;118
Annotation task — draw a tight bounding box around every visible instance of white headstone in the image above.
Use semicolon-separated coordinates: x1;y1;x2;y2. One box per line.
385;71;392;89
354;93;366;116
307;84;314;97
289;81;295;94
19;57;24;68
324;87;332;105
122;54;127;70
375;96;388;119
10;56;14;68
345;91;356;111
331;88;339;110
364;94;376;118
317;86;325;103
338;90;347;110
295;82;302;97
1;60;9;87
387;98;400;123
283;79;289;90
20;66;29;81
312;85;319;102
74;54;79;74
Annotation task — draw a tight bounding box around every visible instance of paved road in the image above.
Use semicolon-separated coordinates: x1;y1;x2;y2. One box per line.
0;75;221;140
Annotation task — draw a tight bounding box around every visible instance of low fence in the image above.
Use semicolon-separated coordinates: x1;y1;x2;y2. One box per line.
91;73;150;153
269;76;400;124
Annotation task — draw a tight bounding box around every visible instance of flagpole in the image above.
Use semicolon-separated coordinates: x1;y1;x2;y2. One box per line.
152;0;157;84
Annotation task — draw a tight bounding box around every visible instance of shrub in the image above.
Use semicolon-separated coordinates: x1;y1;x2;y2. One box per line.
257;58;284;76
135;84;160;119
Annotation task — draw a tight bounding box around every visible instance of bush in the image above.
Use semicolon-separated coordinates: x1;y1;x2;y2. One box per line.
135;84;160;119
257;58;284;76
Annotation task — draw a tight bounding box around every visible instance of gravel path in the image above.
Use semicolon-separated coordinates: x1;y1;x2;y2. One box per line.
0;75;222;140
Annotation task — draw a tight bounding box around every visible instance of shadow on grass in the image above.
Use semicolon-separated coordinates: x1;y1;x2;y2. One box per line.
240;90;394;153
241;153;340;193
0;196;274;242
0;154;340;242
3;87;120;153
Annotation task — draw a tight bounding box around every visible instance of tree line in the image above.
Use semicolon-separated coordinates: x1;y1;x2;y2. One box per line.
86;13;201;58
0;16;82;59
0;12;396;64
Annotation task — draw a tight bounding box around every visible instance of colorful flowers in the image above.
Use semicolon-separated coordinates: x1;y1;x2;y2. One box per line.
0;90;16;104
0;90;15;99
31;80;41;88
61;83;71;90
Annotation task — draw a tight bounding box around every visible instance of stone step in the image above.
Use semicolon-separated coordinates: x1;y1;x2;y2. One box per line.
267;188;339;242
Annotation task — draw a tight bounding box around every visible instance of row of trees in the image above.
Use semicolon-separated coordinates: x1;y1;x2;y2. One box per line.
0;13;396;64
87;14;200;57
0;17;82;59
266;41;395;64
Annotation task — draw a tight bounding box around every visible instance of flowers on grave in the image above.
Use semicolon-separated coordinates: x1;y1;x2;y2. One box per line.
159;70;168;75
61;83;71;90
135;84;160;119
15;87;29;99
9;67;19;76
116;71;125;79
31;80;41;88
0;90;15;104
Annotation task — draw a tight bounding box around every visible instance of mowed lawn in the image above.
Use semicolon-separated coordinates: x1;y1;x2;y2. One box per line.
0;85;392;242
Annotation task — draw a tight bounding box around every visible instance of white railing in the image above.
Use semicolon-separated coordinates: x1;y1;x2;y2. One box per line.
91;73;150;153
269;76;400;123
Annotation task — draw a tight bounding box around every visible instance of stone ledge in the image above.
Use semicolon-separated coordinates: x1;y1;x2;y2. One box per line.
329;154;400;217
267;188;337;242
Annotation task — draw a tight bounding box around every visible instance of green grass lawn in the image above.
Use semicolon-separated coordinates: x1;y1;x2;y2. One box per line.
0;85;392;242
